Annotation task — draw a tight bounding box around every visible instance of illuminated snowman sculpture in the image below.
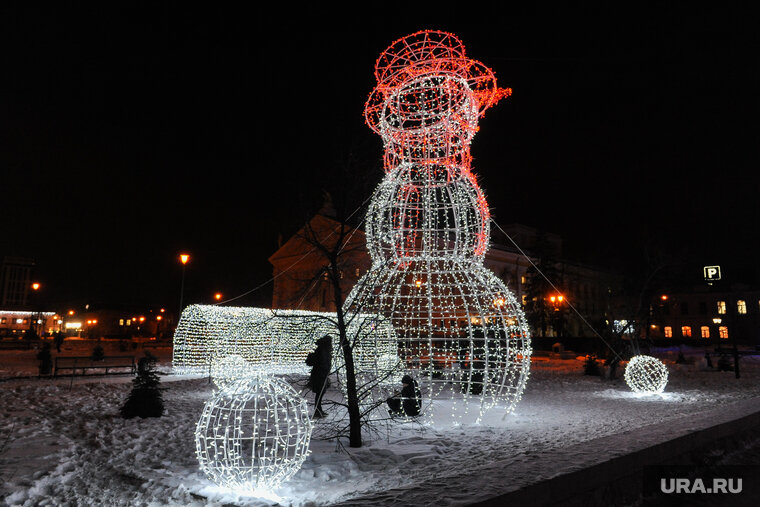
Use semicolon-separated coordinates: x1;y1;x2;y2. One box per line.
346;31;532;422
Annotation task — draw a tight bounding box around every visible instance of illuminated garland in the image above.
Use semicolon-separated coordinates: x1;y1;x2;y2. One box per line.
345;30;531;422
173;304;398;383
195;375;313;494
624;355;668;393
210;355;257;390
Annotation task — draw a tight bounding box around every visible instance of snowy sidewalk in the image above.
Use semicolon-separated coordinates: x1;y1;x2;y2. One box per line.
337;396;760;505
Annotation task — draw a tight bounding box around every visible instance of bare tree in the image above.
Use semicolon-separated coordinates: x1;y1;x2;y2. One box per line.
277;138;384;448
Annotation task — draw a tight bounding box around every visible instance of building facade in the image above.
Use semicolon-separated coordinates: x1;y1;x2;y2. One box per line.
0;256;35;308
269;218;622;339
648;286;760;346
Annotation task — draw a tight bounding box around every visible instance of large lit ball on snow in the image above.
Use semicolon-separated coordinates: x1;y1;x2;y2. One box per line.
624;355;668;393
195;375;313;493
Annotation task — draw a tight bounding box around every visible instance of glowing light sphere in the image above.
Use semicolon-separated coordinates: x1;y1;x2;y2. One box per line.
346;30;531;422
195;375;313;494
210;354;257;390
624;355;668;393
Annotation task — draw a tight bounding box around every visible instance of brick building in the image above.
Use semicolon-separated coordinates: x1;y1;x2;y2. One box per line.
269;216;623;339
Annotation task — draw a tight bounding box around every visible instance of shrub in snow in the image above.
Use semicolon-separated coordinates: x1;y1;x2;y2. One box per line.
717;354;734;372
121;351;164;418
624;355;668;393
583;355;601;376
195;375;312;493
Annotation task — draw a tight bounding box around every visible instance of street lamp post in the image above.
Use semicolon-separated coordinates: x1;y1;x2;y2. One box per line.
30;282;41;337
178;253;190;318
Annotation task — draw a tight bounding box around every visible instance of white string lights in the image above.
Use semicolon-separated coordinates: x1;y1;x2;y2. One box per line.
345;30;532;422
624;355;669;394
173;304;399;383
195;375;313;494
210;354;257;390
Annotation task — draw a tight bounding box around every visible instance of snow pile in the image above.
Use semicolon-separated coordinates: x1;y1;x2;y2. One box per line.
2;350;760;506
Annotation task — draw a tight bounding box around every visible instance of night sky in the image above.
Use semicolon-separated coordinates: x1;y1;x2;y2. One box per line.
2;5;758;311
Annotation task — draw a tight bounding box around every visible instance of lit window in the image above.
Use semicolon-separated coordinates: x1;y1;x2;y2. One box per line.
700;326;710;338
737;300;747;314
521;276;526;285
681;326;692;337
664;326;672;338
119;319;124;326
126;319;131;326
717;301;726;314
521;295;527;305
355;268;360;277
0;318;5;324
719;326;728;339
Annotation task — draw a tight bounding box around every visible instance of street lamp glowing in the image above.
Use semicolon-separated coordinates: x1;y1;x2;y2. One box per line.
214;293;223;301
558;295;564;302
156;315;163;321
68;310;75;316
31;282;40;291
180;253;190;265
660;294;668;301
550;296;556;303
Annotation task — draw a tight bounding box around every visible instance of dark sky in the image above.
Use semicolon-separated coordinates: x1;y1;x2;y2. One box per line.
2;5;758;310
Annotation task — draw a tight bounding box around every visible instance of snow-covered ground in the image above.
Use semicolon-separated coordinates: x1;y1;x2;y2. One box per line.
2;344;760;506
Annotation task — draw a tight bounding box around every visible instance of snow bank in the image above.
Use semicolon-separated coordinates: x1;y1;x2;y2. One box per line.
2;351;760;506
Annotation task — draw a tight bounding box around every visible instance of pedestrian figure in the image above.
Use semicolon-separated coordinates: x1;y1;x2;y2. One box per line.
386;374;422;417
705;351;713;369
54;331;65;353
305;334;332;418
469;327;486;395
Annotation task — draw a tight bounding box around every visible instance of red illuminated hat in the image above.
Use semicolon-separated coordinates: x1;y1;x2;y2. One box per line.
364;30;511;133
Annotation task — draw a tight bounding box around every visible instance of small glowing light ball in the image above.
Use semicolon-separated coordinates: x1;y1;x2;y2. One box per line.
624;355;668;393
195;375;313;493
210;354;256;390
